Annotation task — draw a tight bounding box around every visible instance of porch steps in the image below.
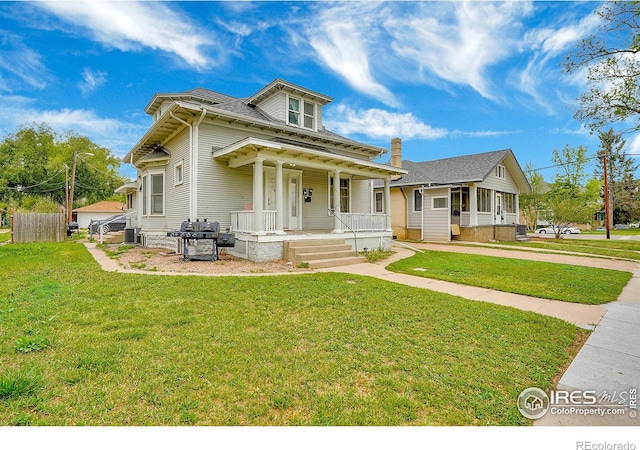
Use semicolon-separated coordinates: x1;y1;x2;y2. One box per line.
284;239;366;269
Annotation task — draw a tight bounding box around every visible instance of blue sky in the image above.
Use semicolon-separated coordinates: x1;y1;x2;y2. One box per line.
1;1;638;181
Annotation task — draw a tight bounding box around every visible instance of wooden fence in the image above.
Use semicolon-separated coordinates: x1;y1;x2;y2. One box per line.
11;212;66;244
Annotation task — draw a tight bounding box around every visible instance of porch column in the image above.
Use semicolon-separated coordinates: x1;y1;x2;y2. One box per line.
275;160;285;234
384;177;392;231
332;170;343;233
253;157;264;234
469;184;478;226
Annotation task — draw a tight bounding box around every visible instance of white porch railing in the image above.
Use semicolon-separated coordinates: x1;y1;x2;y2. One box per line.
230;210;276;233
339;213;388;232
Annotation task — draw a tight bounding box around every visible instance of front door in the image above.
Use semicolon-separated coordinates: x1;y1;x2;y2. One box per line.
286;173;301;230
263;169;301;230
495;193;503;224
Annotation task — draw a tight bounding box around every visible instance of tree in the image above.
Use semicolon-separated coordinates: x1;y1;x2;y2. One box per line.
519;162;547;230
539;145;600;237
595;128;639;225
565;1;640;132
0;123;127;212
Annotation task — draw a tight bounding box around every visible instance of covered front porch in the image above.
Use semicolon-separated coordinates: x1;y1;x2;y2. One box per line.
212;137;406;262
214;137;406;237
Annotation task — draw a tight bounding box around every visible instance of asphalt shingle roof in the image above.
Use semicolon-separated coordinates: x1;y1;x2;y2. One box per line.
374;149;515;188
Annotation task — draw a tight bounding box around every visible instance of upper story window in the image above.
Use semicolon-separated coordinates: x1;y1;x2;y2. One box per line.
496;165;506;179
288;96;316;130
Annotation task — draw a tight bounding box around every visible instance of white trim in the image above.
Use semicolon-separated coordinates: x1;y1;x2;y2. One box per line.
413;188;423;212
174;160;184;186
496;164;506;179
327;173;351;214
148;169;165;217
213;137;406;178
374;191;384;213
432;196;448;210
286;94;316;131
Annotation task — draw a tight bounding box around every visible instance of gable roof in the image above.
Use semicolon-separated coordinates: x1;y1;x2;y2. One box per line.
383;149;531;193
246;78;333;106
73;200;126;213
126;79;386;165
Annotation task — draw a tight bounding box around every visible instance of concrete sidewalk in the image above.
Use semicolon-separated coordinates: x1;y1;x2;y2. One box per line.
317;245;607;329
535;265;640;426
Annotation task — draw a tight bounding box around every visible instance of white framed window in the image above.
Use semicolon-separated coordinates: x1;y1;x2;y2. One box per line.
503;192;515;213
328;176;350;213
174;161;183;186
477;188;491;212
496;165;506;179
432;196;448;210
141;175;147;216
288;97;300;126
303;101;315;129
375;191;384;213
413;189;423;212
288;95;316;130
150;173;164;215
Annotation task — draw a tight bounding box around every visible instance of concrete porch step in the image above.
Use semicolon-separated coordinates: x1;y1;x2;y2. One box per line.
306;256;367;270
294;249;356;263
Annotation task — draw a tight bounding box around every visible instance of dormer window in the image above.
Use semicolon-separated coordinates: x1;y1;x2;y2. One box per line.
288;96;316;130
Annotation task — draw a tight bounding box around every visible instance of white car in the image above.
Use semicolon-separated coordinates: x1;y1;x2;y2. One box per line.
535;226;581;235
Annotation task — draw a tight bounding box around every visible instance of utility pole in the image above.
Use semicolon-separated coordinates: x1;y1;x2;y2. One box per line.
603;150;611;240
65;164;69;222
68;152;78;224
67;151;94;223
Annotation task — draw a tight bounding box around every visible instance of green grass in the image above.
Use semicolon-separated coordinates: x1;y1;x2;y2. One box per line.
361;247;394;263
388;250;631;305
0;242;588;425
0;230;10;243
497;238;640;261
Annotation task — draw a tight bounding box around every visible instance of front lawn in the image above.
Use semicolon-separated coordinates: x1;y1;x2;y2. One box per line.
498;238;640;261
0;230;10;243
387;250;631;305
0;242;587;425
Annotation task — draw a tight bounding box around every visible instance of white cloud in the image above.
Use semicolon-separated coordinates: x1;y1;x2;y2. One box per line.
0;94;147;159
305;3;399;107
0;32;49;92
627;134;640;156
324;104;447;140
516;8;601;111
79;68;107;96
385;1;533;101
36;1;213;69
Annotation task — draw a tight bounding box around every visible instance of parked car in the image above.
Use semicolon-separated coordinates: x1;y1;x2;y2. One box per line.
89;214;126;234
535;226;581;235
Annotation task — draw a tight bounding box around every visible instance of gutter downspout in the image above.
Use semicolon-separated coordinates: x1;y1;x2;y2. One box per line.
171;109;206;220
192;109;207;220
170;112;192;219
419;185;425;242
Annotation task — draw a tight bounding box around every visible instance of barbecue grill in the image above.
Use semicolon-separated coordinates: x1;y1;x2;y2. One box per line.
167;218;235;261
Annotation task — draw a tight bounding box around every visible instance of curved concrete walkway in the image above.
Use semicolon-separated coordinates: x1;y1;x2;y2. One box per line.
317;245;609;329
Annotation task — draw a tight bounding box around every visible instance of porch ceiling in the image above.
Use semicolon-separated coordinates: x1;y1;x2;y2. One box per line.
213;137;407;180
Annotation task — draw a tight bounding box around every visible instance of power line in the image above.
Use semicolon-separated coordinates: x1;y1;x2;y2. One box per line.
4;166;66;190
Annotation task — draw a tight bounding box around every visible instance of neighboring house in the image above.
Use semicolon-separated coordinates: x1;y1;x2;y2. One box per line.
375;139;531;242
121;79;406;261
73;201;126;229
